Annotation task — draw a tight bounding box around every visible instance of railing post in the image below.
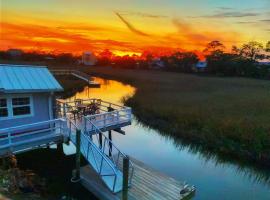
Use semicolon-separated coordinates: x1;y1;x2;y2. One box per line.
108;130;112;157
122;156;129;200
99;132;102;149
72;129;81;182
117;111;120;123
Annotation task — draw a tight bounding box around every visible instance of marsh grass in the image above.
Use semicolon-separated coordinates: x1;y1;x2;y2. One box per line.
83;67;270;166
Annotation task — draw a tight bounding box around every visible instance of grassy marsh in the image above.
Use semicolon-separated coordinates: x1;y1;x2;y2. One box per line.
83;67;270;166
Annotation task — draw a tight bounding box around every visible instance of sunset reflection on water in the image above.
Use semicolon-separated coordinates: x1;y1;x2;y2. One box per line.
66;77;135;104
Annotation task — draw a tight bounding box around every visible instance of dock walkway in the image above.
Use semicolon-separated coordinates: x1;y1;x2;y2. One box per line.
80;156;195;200
50;69;100;86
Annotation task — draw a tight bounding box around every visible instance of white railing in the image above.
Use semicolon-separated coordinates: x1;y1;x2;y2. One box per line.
85;108;132;132
83;116;134;187
0;119;67;154
66;116;120;192
55;98;130;117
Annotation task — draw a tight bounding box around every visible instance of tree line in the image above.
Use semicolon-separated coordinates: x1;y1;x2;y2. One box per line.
1;40;270;78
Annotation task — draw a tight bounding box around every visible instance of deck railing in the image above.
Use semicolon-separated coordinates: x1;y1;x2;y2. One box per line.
84;108;132;132
66;116;120;192
0;119;67;155
55;98;132;127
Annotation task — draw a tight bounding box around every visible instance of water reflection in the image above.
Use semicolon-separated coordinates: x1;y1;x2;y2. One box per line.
62;77;270;200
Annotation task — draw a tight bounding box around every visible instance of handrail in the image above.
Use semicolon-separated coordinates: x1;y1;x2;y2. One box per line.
66;115;119;192
0;119;66;153
83;116;134;185
56;98;129;109
0;119;64;133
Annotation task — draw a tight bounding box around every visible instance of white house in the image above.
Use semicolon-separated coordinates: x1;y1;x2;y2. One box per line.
82;52;97;66
0;64;63;129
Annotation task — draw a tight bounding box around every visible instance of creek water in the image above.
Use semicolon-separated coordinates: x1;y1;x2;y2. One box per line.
61;77;270;200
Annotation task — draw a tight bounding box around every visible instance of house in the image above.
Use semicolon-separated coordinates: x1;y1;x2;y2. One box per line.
7;49;23;58
0;64;63;129
194;61;207;72
82;51;97;66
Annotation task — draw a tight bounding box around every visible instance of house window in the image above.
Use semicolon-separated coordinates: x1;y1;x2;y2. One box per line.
0;98;8;117
12;97;31;116
0;95;33;120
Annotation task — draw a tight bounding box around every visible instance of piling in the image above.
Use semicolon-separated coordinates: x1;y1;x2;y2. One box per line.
72;129;81;182
122;156;129;200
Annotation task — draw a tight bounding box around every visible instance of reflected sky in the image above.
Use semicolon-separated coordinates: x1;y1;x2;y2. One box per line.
63;77;270;200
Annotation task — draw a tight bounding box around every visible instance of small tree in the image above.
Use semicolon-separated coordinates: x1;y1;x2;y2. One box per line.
239;41;264;61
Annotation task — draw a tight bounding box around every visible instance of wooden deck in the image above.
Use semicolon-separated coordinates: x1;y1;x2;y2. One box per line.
80;157;195;200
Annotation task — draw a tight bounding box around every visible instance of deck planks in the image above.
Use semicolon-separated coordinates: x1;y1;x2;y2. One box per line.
80;156;195;200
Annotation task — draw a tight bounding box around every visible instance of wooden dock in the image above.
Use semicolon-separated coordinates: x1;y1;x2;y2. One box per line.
50;69;100;87
80;157;195;200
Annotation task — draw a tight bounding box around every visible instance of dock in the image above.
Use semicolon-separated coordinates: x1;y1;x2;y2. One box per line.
0;97;195;199
80;156;195;200
50;69;100;87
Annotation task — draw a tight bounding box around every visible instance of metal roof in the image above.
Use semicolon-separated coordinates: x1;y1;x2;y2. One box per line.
0;64;63;93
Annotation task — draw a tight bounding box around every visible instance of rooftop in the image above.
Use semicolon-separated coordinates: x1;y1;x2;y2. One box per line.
0;64;63;93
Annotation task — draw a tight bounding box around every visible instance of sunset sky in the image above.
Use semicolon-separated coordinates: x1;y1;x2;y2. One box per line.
0;0;269;56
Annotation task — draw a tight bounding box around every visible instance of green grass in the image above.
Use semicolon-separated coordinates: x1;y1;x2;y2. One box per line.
82;67;270;165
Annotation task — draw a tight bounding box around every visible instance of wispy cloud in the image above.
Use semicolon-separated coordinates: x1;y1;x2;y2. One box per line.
171;18;241;48
260;19;270;23
236;21;256;24
217;7;233;10
114;12;150;37
116;10;168;19
196;11;260;18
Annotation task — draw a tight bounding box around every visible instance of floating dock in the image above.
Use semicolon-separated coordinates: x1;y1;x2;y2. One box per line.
80;156;195;200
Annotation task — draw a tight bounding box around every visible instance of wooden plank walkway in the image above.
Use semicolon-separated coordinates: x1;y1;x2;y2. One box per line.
80;157;195;200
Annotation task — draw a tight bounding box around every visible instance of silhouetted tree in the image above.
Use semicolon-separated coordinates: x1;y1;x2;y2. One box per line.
203;40;225;54
239;41;264;61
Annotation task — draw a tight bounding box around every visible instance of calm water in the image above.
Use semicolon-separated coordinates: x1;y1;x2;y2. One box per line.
64;77;270;200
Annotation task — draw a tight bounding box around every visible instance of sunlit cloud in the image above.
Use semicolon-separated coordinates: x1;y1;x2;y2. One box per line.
1;0;269;55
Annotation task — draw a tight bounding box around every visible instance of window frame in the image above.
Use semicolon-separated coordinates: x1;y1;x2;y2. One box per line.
0;98;8;118
0;94;34;120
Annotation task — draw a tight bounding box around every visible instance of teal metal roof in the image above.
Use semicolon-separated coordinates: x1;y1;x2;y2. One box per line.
0;64;63;93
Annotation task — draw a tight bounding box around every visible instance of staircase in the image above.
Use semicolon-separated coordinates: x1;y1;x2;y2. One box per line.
67;116;134;193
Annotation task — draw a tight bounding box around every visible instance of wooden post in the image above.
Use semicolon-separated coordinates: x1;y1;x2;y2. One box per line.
72;129;81;182
57;143;64;154
108;130;112;157
122;156;129;200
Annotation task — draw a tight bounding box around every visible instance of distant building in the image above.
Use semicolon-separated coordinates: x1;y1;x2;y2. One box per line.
7;49;23;58
82;52;97;66
194;61;207;72
0;64;63;129
150;58;165;69
258;61;270;66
